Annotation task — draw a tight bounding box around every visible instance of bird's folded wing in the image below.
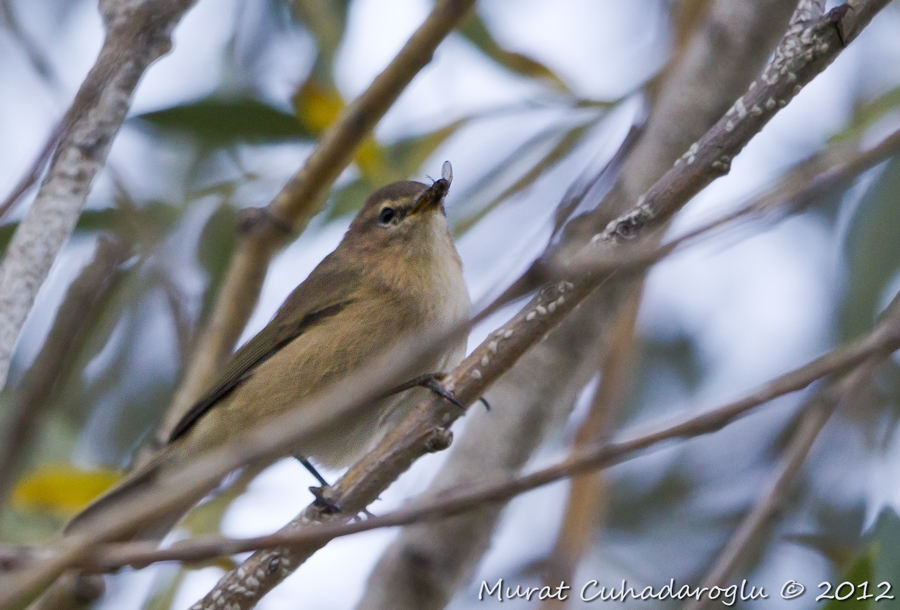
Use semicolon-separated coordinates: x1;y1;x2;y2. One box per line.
168;253;360;442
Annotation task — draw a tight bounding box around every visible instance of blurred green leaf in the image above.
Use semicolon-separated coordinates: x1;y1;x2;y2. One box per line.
821;549;874;610
327;178;372;220
1;208;123;254
196;203;239;321
839;156;900;341
385;118;470;180
833;86;900;144
460;12;570;92
802;509;900;610
0;221;16;254
870;508;900;602
325;118;472;220
134;97;311;144
143;569;189;610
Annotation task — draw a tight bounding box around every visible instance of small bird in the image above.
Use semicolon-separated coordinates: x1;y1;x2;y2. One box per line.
67;162;470;538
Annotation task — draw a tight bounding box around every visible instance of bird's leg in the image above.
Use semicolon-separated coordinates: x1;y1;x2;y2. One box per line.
299;457;329;487
298;457;341;513
386;372;491;411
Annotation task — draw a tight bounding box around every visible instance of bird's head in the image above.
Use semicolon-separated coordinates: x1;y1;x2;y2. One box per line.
346;163;457;268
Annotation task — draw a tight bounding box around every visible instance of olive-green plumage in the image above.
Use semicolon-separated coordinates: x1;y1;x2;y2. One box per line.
67;172;469;538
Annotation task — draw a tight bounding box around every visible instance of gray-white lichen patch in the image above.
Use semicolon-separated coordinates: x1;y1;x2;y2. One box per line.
711;155;731;173
733;96;748;119
602;198;655;241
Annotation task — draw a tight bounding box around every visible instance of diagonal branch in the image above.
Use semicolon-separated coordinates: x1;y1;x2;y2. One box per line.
0;0;198;394
353;1;803;604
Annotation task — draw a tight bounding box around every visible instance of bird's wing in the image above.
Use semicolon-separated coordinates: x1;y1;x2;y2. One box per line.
168;253;360;442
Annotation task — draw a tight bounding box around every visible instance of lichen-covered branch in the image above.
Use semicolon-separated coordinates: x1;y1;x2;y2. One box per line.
594;0;889;243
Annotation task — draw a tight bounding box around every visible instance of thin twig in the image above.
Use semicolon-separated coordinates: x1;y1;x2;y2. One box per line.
557;124;900;279
684;361;880;610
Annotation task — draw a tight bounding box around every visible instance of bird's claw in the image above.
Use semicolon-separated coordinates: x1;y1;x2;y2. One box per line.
310;486;341;514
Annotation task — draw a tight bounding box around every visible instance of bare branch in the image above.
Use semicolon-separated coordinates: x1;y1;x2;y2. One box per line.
0;0;198;393
685;361;881;610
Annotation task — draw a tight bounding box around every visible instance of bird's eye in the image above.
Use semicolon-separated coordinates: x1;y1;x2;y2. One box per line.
378;207;396;224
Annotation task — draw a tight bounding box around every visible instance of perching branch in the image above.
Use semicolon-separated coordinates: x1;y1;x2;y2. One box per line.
10;290;900;573
0;0;198;393
354;0;802;604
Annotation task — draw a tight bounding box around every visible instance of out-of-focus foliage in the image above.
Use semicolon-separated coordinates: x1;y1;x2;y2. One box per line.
11;464;120;516
840;156;900;342
136;97;313;143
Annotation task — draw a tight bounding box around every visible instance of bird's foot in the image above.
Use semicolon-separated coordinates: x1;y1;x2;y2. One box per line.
310;486;341;514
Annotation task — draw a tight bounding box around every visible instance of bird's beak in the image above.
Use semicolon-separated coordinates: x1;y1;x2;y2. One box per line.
410;174;452;216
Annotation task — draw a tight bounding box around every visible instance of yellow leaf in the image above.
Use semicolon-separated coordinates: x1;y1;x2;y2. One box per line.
11;464;122;515
293;79;344;134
